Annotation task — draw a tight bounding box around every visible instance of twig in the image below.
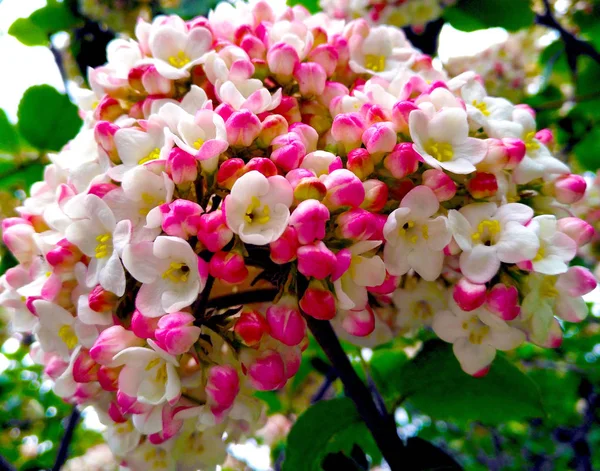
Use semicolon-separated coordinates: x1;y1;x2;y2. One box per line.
206;288;279;310
52;407;81;471
311;368;338;404
49;42;71;100
193;275;215;326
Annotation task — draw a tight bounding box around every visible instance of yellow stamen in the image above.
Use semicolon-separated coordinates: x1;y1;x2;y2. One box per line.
524;131;540;152
471;219;501;243
540;276;559;298
425;140;454;162
58;325;78;350
364;54;386;72
533;245;546;262
244;196;271;225
412;301;433;319
193;138;204;149
139;148;161;165
472;100;490;117
145;357;162;371
168;50;191;68
95;233;112;259
162;262;190;283
421;224;429;240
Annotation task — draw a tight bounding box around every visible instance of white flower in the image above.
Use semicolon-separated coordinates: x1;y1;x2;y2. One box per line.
334;241;386;310
268;19;313;60
489;108;569;184
448;202;539;283
147;21;213;80
432;301;525;375
383;185;452;280
150;85;209;118
113;340;180;406
0;269;38;332
392;278;447;334
123;236;207;317
33;300;98;360
105;419;142;456
526;215;577;275
410;108;488;174
224;170;293;245
217;79;282;114
65;194;131;296
459;79;513;131
349;25;416;80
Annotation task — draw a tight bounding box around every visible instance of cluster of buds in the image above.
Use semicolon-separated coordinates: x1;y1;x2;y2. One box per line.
0;0;596;469
321;0;455;32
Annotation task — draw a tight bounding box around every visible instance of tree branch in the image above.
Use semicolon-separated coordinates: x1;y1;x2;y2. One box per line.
206;288;279;310
52;407;80;471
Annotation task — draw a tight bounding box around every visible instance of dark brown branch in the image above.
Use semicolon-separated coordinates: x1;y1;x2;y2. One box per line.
52;407;80;471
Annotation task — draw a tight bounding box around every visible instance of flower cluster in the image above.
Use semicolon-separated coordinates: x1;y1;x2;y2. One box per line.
0;0;596;468
321;0;455;32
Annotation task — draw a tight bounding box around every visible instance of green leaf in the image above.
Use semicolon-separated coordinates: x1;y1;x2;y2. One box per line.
397;340;544;424
8;18;48;46
289;0;320;13
29;2;79;32
574;127;600;171
444;0;535;32
369;347;407;404
254;391;283;414
283;398;379;471
0;110;20;154
17;85;82;152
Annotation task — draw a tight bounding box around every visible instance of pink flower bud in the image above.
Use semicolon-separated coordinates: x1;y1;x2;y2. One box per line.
198;210;234;252
257;114;289;147
94;121;119;163
107;401;126;423
88;285;118;313
73;349;99;383
453;278;487;312
486;284;520;321
324;169;365;209
557;217;594;247
391;101;418;133
270;226;300;264
502;138;526;169
554;174;586;204
467;172;498;199
46;239;83;272
347;148;374;181
244;349;287;390
155;312;202;355
299;279;336;320
226;110;261;146
98;366;120;391
331;112;366;153
270;134;306;172
45;355;68;380
297;241;337;279
90;326;145;366
93;96;124;122
422;169;456;202
209;251;248;284
289;123;318;153
206;365;240;418
361;179;388;213
244;157;279;178
217;158;245;189
131;309;159;339
294;62;327;97
362;122;397;159
266;295;306;347
335;208;377;241
294;176;327;202
148;404;184;444
515;103;536;117
321;81;349;108
557;266;597;297
289;199;330;244
160;200;203;239
87;182;118;199
267;43;300;78
308;44;338;77
361;103;390;127
535;128;554;145
166;148;198;185
367;271;398;294
273;96;302;123
340;306;375;337
235;310;270;346
383;142;420;179
2;218;35;264
142;65;173;95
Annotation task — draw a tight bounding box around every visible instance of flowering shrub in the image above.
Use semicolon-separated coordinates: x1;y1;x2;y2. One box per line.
0;0;596;468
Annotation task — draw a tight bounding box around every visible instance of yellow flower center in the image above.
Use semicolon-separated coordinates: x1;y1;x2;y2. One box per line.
364;54;386;72
144;447;168;469
168;51;191;68
162;262;190;283
139;148;161;165
539;276;559;298
244;196;271;225
533;245;546;262
58;324;78;349
411;300;433;320
471;219;501;245
115;421;134;434
524;131;540;153
425;140;454;162
472;100;490;117
461;317;489;345
138;193;164;217
193;138;204;150
95;233;112;259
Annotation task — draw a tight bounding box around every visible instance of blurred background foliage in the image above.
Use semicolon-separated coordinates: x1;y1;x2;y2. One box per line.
2;0;600;469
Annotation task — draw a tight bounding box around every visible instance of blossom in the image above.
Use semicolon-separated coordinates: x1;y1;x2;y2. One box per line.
224;170;293;245
383;186;452;280
448;202;539;283
123;236;207;317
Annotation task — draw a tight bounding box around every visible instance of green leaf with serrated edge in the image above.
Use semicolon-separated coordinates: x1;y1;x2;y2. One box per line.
396;340;544;424
282;397;379;471
17;85;82;152
444;0;534;32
